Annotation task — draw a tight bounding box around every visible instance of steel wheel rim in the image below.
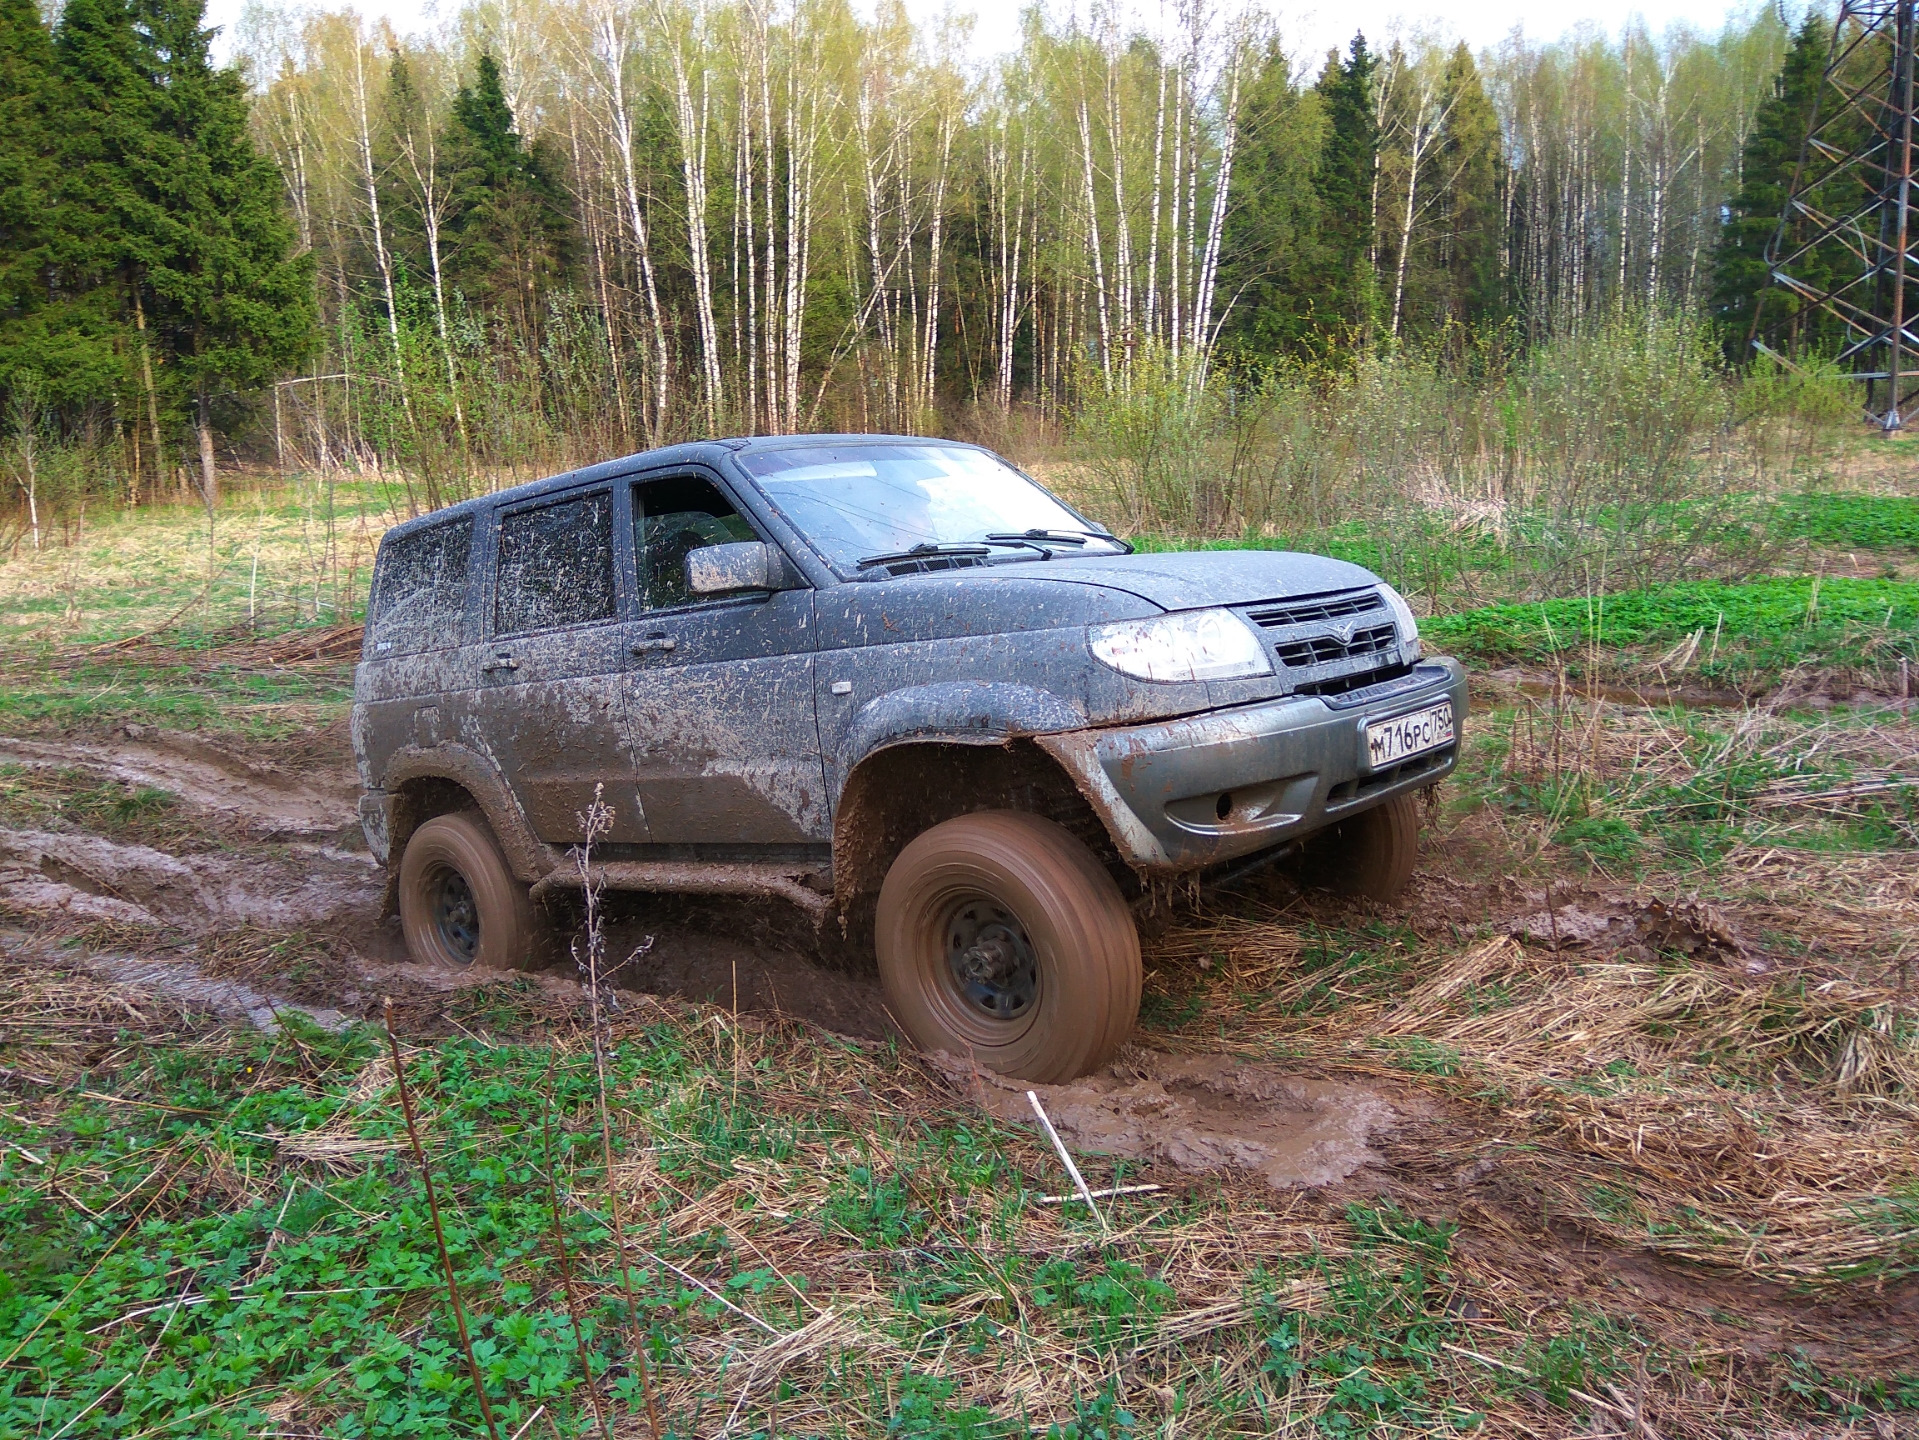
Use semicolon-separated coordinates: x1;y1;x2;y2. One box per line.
431;865;480;964
929;891;1040;1041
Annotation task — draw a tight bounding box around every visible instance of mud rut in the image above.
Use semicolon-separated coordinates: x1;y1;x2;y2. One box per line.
5;721;1918;1376
0;725;1416;1191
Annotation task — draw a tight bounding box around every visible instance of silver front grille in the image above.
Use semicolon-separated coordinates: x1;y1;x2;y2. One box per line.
1271;623;1399;668
1240;587;1407;694
1245;589;1386;629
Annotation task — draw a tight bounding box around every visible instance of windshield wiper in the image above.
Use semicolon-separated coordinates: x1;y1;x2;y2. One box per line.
985;528;1134;554
855;541;993;570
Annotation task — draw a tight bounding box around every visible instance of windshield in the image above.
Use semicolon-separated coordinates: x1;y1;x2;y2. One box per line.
735;444;1125;573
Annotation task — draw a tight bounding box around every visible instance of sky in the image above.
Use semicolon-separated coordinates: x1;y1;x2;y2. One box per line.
206;0;1770;69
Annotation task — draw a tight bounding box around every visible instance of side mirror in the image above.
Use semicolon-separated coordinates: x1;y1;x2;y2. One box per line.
685;541;800;595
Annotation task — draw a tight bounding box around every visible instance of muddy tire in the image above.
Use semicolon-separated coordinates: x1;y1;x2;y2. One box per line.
398;813;540;971
876;810;1140;1083
1295;792;1421;902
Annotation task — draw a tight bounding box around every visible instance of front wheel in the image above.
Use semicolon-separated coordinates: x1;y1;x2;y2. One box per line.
398;812;540;970
1294;792;1422;902
876;810;1140;1083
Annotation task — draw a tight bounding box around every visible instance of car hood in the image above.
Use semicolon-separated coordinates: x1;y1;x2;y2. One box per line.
980;548;1382;611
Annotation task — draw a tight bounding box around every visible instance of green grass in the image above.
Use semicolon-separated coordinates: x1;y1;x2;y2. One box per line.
13;963;1902;1440
0;476;397;649
1424;576;1919;688
1774;493;1919;552
0;656;353;738
1457;700;1917;875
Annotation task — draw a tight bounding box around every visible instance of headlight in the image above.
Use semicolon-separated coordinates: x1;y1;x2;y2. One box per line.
1088;608;1273;683
1379;584;1423;659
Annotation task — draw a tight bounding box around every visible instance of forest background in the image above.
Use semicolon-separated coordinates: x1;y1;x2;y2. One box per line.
0;0;1891;603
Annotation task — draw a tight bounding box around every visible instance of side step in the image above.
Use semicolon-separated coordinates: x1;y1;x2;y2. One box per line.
529;860;832;917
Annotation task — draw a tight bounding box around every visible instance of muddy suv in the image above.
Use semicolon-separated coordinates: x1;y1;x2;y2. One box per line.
354;436;1466;1079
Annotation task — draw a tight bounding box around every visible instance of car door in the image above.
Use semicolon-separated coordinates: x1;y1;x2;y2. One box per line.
470;484;651;845
622;470;827;845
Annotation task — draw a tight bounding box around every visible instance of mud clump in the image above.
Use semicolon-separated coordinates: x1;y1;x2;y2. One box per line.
935;1050;1399;1190
1508;892;1755;967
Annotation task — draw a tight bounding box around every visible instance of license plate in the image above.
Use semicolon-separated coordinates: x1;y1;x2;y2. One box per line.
1366;701;1454;767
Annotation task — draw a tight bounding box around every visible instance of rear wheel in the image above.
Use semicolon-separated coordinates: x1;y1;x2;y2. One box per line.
398;812;539;971
1295;792;1422;902
876;810;1140;1083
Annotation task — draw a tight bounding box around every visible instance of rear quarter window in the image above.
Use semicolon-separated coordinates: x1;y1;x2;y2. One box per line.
367;518;474;656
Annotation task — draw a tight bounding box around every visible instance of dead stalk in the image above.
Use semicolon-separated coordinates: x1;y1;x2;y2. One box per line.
574;788;664;1440
382;996;504;1440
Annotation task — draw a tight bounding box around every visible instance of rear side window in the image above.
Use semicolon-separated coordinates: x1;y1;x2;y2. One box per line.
367;518;473;655
494;490;616;635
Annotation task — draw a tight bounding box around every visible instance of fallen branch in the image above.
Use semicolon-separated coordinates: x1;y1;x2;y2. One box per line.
1037;1183;1162;1205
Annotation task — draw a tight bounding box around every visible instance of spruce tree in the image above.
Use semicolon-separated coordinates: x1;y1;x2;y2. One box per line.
1711;15;1833;357
1216;37;1325;359
1;0;117;409
441;54;575;344
59;0;313;503
1436;43;1505;332
1308;34;1381;347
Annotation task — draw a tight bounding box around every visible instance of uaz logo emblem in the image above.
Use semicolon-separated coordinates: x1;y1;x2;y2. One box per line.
1333;622;1356;644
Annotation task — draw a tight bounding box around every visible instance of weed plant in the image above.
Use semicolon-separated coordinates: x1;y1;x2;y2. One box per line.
6;947;1910;1440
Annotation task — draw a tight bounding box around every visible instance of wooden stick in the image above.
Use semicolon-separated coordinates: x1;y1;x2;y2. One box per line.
1037;1183;1162;1205
1026;1090;1109;1237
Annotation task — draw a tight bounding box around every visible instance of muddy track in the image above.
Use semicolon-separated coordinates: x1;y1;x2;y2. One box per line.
0;730;359;838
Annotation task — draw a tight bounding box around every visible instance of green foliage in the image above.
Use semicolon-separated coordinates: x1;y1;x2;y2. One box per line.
1;0;313;470
1424;576;1919;687
1308;34;1383;345
1255;1206;1466;1435
1434;46;1504;328
1216;39;1327;358
0;0;118;405
1711;14;1832;350
1774;493;1919;552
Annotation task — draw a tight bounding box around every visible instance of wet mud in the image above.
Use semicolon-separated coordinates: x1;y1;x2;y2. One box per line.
0;728;893;1040
0;731;359;839
0;827;384;934
933;1049;1402;1190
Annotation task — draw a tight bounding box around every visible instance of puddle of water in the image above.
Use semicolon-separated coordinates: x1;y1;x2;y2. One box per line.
934;1050;1398;1190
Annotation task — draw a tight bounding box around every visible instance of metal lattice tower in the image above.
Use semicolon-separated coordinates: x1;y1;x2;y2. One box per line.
1754;0;1919;430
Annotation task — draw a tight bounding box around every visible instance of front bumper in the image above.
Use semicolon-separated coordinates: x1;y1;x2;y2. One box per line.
1036;658;1468;874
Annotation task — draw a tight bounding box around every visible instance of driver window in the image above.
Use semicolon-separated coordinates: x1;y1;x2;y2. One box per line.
632;475;759;611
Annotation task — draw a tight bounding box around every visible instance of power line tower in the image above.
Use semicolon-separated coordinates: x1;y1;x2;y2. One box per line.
1753;0;1918;430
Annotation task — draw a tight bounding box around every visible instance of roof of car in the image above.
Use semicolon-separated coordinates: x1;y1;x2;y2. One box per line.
377;434;990;547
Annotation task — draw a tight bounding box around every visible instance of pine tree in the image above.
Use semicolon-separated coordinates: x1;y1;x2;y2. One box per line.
1216;37;1325;359
440;54;575;344
1308;33;1381;346
1711;14;1832;357
1436;43;1504;331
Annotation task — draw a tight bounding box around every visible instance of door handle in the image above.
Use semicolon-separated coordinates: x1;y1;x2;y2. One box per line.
631;634;678;655
479;653;519;674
